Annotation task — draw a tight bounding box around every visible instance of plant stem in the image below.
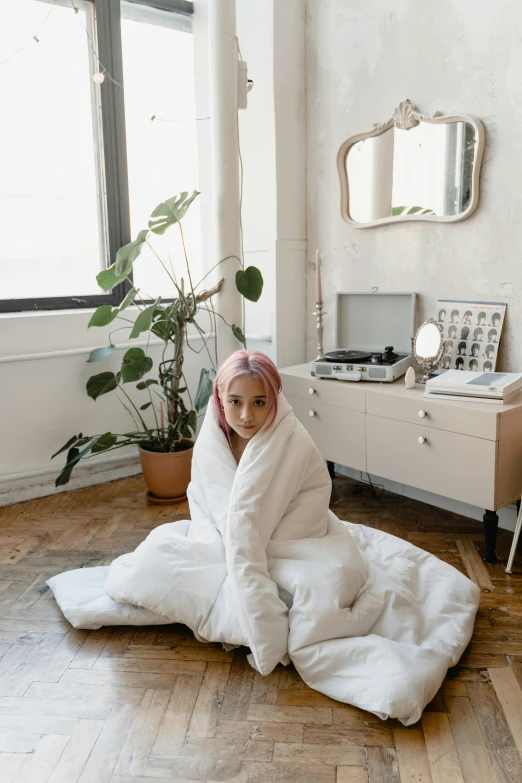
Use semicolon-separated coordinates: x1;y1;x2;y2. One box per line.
118;385;149;432
146;240;179;290
195;255;242;289
181;371;194;409
179;222;195;297
117;396;141;431
199;304;233;329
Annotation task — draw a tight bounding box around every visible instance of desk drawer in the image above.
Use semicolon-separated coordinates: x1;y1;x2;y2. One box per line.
286;395;366;471
366;414;496;509
366;389;498;440
281;373;365;413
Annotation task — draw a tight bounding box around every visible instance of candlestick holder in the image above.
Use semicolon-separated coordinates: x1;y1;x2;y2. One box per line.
313;300;326;360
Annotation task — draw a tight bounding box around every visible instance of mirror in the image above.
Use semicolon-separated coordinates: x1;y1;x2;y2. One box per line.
337;102;485;228
413;319;444;383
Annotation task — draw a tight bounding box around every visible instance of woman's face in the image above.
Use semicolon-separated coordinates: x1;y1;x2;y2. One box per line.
222;375;270;440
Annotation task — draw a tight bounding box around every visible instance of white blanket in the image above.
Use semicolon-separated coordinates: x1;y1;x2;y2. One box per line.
48;394;479;725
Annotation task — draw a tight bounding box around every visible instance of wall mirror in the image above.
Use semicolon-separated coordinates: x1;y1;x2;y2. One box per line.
337;101;485;228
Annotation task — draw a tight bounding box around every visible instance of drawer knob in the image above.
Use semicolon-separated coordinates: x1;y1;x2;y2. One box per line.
308;388;316;395
418;436;426;445
418;410;427;418
309;410;317;418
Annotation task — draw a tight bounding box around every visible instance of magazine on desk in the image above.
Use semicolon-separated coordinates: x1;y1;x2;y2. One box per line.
425;370;522;404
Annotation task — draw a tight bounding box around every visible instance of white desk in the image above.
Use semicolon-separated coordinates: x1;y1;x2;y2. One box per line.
280;364;522;562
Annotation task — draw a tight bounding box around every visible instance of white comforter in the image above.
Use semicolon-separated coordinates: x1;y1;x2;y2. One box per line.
48;394;479;725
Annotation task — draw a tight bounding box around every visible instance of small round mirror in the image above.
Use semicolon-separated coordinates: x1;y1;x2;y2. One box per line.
413;319;444;383
415;322;443;358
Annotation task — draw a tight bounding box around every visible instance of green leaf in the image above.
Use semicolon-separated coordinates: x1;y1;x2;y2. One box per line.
88;305;119;328
130;298;161;339
140;402;152;411
232;324;246;348
114;230;149;277
120;348;153;383
187;410;197;432
194;367;217;412
86;372;119;400
391;205;435;216
236;266;263;302
96;264;129;292
148;191;200;235
136;379;159;390
55;438;97;486
55;447;80;486
181;426;193;439
119;286;138;312
87;345;118;363
91;432;117;453
51;433;83;460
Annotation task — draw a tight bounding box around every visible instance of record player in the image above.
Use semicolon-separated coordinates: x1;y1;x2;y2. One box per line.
310;292;417;383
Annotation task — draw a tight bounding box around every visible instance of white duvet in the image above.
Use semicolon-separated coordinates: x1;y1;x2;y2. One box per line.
48;394;479;725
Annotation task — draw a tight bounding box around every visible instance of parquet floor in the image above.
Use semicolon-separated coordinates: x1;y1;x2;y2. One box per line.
0;474;521;782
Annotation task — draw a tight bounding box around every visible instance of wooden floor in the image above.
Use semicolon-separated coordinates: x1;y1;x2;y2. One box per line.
0;474;521;783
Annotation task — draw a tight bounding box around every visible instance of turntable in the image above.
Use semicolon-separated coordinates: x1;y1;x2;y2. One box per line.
310;292;416;383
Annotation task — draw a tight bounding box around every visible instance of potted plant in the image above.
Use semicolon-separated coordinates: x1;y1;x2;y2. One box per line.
52;191;263;502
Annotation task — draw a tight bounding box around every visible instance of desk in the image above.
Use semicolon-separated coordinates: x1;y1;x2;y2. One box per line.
280;364;522;561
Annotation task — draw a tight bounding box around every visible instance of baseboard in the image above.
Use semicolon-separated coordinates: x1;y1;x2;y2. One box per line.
334;464;518;533
0;454;142;508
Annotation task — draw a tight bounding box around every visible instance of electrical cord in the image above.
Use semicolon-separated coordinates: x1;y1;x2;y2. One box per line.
352;472;385;499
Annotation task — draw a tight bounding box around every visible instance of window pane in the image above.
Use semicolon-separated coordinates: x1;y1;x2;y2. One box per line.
121;3;202;299
0;0;107;300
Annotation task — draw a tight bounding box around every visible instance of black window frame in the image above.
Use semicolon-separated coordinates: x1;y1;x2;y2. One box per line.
0;0;194;314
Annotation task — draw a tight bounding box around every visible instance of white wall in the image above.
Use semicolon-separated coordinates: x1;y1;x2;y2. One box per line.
306;0;522;369
306;0;522;529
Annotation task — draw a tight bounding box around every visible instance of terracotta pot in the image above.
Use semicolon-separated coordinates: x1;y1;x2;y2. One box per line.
139;440;194;500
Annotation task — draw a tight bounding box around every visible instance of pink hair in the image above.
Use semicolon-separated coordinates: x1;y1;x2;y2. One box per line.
212;350;282;438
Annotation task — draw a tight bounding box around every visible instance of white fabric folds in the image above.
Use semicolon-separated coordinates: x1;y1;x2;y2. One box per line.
47;394;479;725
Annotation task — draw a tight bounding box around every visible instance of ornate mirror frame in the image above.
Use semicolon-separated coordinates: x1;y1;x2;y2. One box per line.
412;318;444;383
337;101;486;229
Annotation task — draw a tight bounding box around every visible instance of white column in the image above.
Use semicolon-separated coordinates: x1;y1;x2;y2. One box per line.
208;0;243;364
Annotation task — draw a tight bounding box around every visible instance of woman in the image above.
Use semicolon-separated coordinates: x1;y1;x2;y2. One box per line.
48;350;479;726
214;349;280;464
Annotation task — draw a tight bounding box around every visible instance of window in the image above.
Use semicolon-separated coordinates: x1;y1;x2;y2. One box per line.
0;0;196;313
121;1;202;298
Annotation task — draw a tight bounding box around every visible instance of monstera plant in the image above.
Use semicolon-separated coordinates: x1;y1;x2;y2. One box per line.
52;191;263;493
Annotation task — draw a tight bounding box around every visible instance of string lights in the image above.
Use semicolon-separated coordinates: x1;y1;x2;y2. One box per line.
0;0;120;89
0;0;204;121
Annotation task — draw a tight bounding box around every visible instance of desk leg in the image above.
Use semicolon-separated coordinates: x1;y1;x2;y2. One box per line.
326;461;336;479
483;509;498;563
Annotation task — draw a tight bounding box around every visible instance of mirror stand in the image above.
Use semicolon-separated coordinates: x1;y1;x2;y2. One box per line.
413;319;444;384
